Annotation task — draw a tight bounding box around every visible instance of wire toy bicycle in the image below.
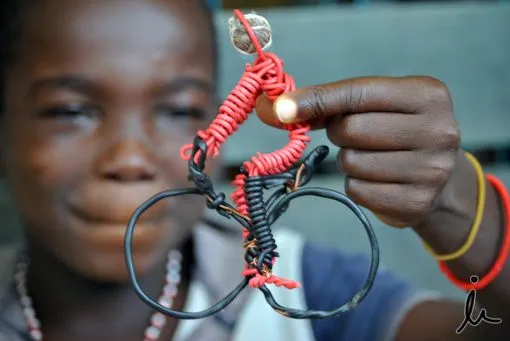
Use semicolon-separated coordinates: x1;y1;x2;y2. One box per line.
124;9;379;320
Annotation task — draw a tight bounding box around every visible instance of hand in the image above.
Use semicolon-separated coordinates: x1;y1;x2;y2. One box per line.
255;76;461;228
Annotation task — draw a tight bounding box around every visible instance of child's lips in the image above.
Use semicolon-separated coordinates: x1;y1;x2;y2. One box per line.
72;218;171;251
68;184;175;225
70;203;167;226
68;205;177;252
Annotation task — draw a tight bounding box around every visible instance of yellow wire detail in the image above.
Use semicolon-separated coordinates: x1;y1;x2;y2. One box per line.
423;151;486;261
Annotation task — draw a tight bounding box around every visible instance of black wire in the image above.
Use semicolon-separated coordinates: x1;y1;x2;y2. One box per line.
244;176;279;271
263;186;379;318
123;136;380;320
124;187;250;319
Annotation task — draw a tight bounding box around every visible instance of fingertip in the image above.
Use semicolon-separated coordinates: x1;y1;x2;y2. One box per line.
274;95;298;123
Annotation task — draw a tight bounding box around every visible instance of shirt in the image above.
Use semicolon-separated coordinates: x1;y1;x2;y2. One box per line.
0;221;442;341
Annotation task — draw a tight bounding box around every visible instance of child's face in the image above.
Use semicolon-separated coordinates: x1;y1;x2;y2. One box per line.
2;0;216;282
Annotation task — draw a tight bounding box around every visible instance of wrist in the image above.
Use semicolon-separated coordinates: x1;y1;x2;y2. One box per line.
412;150;509;296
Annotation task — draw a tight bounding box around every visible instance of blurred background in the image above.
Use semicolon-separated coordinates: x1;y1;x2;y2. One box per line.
1;0;509;301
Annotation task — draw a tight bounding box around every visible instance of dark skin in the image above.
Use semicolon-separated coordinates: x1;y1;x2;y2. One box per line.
0;0;508;340
2;0;216;340
256;78;509;340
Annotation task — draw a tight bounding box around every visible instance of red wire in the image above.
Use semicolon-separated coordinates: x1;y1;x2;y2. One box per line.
439;174;510;291
180;10;311;290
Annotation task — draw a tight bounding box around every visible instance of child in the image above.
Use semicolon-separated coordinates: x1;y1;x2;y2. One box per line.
0;1;508;340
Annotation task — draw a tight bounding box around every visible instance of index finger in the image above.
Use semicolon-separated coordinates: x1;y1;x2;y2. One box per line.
255;76;451;129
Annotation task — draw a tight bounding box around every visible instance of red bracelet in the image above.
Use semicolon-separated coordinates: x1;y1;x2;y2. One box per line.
439;173;510;291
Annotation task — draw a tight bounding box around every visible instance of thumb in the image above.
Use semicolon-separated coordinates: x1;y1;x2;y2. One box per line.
255;89;330;130
255;76;423;128
256;80;363;128
255;89;317;126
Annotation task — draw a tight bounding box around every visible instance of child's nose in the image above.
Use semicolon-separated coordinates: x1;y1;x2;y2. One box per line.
96;139;158;182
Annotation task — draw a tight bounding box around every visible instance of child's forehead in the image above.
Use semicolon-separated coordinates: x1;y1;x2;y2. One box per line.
23;0;208;50
13;0;214;86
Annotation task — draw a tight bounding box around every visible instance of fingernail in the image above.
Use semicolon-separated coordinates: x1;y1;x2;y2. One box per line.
274;96;297;123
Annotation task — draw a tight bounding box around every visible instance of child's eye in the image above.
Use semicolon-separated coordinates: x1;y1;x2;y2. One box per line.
154;105;206;120
38;103;100;120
